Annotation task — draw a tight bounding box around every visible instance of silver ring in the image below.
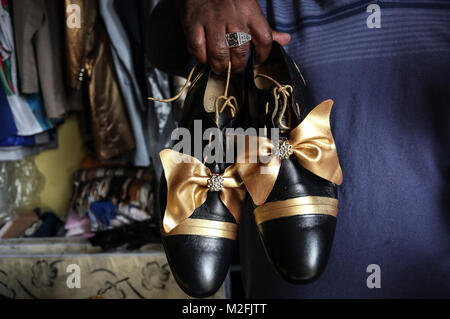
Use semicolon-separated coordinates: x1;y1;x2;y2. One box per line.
226;32;252;48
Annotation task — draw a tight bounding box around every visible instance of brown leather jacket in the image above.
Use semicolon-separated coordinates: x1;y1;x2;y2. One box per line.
65;0;135;161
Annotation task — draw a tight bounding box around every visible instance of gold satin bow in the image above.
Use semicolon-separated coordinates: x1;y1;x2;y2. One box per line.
160;149;246;234
236;99;343;206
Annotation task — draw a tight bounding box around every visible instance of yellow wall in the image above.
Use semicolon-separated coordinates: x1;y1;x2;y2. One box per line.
34;115;87;216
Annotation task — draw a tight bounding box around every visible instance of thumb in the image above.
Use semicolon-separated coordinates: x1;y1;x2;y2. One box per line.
272;31;291;46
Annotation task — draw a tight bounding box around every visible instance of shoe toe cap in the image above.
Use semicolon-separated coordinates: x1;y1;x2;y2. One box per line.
258;214;336;283
163;234;234;298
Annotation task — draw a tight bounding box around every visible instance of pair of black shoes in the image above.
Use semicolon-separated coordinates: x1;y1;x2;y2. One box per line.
153;42;343;298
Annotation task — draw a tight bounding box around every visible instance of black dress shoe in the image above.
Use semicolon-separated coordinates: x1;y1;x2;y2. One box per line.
240;42;343;283
154;64;246;297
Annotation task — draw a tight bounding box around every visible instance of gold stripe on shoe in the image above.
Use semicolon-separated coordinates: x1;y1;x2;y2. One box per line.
254;196;338;226
162;218;238;240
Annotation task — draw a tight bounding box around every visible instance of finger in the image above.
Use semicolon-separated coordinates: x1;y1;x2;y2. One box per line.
272;31;291;46
206;24;230;74
248;18;273;65
227;26;250;74
185;24;207;64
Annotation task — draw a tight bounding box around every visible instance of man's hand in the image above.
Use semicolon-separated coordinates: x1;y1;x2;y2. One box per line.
177;0;291;74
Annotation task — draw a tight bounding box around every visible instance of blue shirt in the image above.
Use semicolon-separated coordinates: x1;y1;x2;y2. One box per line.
240;0;450;298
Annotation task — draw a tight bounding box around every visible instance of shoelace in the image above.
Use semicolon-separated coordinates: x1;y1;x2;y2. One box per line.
214;63;238;125
148;62;238;127
254;73;298;131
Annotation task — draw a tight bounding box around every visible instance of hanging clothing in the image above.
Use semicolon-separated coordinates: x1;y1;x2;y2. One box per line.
64;0;136;162
137;0;176;178
110;0;176;174
0;1;53;136
0;80;17;140
0;137;57;161
88;23;137;161
64;0;96;91
0;69;55;161
0;129;54;147
99;0;151;167
114;0;146;99
12;0;83;119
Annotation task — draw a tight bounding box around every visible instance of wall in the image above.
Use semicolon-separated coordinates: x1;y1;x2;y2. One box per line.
34;115;87;216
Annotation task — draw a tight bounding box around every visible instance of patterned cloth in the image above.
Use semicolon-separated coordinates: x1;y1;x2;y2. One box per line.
0;238;228;299
67;167;156;234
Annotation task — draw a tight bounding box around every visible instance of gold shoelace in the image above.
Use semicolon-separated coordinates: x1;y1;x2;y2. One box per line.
254;73;299;131
214;63;238;125
148;62;238;127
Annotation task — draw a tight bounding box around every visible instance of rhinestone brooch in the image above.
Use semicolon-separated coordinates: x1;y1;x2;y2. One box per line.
277;140;294;160
207;174;224;192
